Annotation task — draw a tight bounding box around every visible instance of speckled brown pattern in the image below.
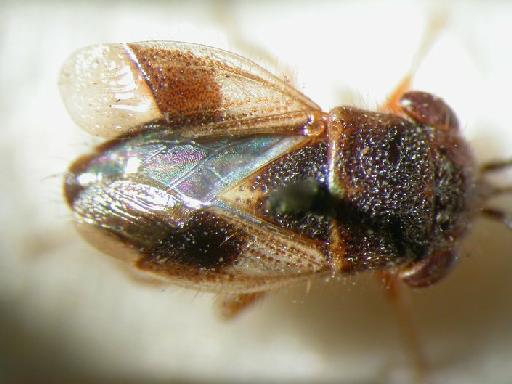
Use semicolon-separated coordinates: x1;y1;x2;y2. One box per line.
147;210;246;270
62;41;482;292
128;44;223;126
253;139;331;242
331;106;435;260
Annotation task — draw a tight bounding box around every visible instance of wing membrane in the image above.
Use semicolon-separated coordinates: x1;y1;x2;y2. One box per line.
59;41;322;138
65;130;330;293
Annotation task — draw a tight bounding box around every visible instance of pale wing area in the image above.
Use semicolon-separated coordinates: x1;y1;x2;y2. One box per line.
59;41;322;138
64;130;330;293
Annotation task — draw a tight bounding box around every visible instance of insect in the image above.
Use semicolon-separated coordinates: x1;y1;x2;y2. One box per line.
59;40;511;322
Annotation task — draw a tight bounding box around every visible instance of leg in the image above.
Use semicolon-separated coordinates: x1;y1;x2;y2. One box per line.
380;11;447;114
379;272;426;383
481;207;512;229
484;185;512;197
216;292;266;320
380;75;413;115
479;161;512;226
481;159;512;173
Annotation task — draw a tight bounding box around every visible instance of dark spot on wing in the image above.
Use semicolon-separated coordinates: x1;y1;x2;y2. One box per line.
128;44;223;126
253;140;332;242
147;210;246;270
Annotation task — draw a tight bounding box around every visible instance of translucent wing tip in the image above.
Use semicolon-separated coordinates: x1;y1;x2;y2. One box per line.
58;43;162;138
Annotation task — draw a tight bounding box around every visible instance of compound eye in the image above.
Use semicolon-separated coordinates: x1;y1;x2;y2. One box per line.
399;248;457;288
399;91;459;132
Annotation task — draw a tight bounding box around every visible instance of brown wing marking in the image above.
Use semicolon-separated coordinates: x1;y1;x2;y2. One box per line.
127;41;319;122
133;206;331;294
59;41;322;138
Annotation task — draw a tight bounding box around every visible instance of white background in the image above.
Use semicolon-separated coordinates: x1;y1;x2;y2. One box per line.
2;1;512;383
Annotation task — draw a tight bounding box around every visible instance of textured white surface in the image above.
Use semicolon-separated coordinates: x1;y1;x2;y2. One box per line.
2;1;512;383
58;43;163;137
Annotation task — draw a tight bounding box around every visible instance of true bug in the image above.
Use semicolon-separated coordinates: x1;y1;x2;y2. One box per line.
59;39;511;323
